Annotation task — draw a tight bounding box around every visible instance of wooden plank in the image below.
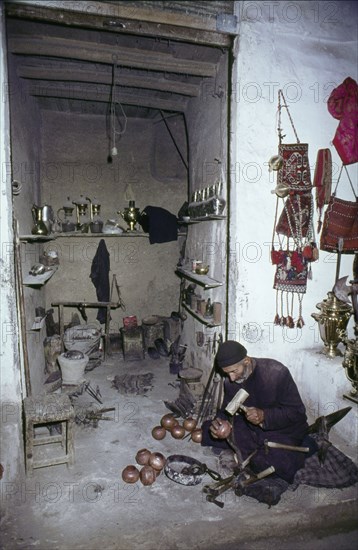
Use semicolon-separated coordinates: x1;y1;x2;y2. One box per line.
9;35;218;77
5;3;232;46
27;82;188;111
17;64;201;97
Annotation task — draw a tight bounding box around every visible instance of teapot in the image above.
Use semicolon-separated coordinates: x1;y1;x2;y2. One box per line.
31;204;48;236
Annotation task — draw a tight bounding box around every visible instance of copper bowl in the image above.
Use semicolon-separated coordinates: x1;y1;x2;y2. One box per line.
183;417;197;432
191;428;203;443
122;465;140;484
135;448;151;465
195;265;209;275
140;465;157;486
149;452;166;471
171;424;186;439
152;426;167;440
161;413;179;430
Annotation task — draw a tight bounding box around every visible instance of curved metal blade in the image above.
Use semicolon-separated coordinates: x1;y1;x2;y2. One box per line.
308;406;352;434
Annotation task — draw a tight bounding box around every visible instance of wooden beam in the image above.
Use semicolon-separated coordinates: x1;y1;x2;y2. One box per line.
9;35;217;77
17;64;201;97
5;3;232;47
27;82;188;112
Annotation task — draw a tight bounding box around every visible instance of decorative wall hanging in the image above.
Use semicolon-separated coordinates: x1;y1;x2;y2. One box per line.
319;164;358;254
327;77;358;166
271;90;317;328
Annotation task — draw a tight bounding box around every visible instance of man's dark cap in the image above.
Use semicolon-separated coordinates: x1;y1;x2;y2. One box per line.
216;340;247;369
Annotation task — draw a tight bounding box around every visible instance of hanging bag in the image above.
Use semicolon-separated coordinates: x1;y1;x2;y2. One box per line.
319;165;358;254
275;91;314;238
271;91;317;329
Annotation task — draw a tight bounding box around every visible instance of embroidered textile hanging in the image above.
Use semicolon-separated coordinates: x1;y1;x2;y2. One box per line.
271;90;317;328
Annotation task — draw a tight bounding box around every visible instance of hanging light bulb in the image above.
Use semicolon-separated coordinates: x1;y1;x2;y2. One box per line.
109;63;127;159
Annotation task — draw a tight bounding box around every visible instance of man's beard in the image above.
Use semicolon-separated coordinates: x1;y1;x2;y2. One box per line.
235;360;253;384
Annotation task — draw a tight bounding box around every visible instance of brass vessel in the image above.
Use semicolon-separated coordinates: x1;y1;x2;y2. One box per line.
117;201;140;231
341;334;358;398
312;292;352;358
72;195;89;233
31;205;48;236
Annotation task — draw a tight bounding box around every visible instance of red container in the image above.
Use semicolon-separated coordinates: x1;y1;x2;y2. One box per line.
123;316;138;329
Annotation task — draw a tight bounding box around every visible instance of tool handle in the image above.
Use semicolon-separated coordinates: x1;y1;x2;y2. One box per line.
206;495;225;508
239;404;264;428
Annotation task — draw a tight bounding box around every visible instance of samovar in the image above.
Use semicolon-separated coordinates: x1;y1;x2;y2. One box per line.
336;265;358;402
339;331;358;400
72;195;89;233
57;197;76;232
117;200;140;231
311;291;353;358
86;196;103;233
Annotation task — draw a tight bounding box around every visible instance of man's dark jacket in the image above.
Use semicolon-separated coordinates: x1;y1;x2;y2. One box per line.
202;358;308;482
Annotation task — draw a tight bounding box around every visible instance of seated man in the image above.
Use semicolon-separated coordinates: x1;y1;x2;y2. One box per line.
201;340;311;484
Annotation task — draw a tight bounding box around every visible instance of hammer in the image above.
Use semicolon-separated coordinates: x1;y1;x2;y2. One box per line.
264;439;310;454
225;388;250;415
225;389;264;428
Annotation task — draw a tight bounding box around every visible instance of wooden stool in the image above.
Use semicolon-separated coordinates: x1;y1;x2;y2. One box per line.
23;394;75;475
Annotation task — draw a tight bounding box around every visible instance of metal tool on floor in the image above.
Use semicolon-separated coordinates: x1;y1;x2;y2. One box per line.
264;440;310;454
84;382;103;404
203;449;275;508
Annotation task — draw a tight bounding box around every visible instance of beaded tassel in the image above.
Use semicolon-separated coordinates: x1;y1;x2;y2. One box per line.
286;293;295;328
280;291;286;326
274;290;281;325
296;294;305;328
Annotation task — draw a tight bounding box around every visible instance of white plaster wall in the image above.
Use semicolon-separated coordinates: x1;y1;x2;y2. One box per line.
7;40;47;396
0;3;24;483
230;0;358;447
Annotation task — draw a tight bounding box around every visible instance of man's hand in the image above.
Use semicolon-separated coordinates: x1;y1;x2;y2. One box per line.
209;418;232;439
245;407;264;426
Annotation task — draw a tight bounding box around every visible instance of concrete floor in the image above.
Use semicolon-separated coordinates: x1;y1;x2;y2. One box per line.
1;353;357;550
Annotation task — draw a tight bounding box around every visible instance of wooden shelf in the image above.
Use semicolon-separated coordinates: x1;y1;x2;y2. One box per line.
176;267;223;289
19;235;55;242
23;266;58;286
20;232;149;240
181;302;221;327
178;215;226;224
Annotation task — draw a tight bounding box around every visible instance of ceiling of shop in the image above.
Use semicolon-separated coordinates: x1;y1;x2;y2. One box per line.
5;1;236;119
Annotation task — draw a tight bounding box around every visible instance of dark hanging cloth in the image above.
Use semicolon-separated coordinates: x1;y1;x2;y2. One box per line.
90;239;110;324
140;206;178;244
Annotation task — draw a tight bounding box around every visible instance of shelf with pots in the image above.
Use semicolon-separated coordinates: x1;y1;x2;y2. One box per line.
181;302;222;328
175;267;223;289
22;266;58;287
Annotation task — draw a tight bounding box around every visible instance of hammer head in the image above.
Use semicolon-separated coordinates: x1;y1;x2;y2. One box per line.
225;388;249;416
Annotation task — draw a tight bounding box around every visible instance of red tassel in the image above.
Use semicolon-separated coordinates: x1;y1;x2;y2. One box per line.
281;316;287;326
274;314;280;326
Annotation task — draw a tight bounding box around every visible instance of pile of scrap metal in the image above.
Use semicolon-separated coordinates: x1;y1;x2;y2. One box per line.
73;405;115;428
68;381;115;427
112;373;154;395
